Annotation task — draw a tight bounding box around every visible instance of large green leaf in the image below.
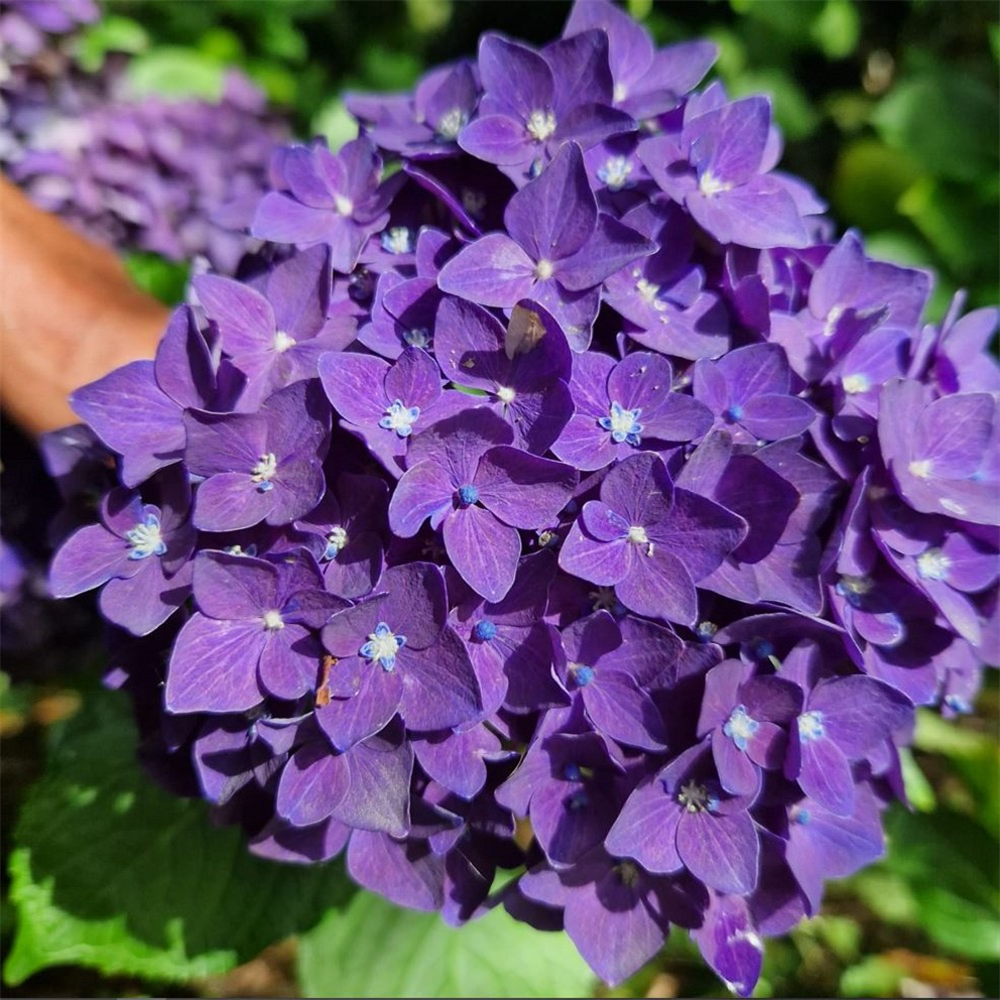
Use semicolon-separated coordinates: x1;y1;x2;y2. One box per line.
872;71;999;183
881;807;1000;961
298;889;595;998
4;689;354;986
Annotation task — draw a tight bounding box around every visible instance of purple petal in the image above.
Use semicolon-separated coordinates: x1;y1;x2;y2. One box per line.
676;811;759;894
400;627;483;731
166;614;266;714
475;446;577;527
443;505;521;603
437;233;536;306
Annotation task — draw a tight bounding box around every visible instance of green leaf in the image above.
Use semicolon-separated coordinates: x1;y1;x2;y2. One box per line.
4;688;354;987
872;72;999;183
898;747;936;812
831;139;923;232
123;253;189;307
126;47;227;101
881;806;1000;960
312;98;360;152
406;0;453;34
298;890;594;998
74;16;149;73
810;0;859;59
898;178;1000;279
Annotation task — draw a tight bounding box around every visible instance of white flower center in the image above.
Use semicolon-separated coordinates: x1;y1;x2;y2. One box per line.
824;304;845;337
125;514;166;560
262;609;284;631
908;459;934;479
251;452;278;485
597;155;633;191
436;107;467;141
379;399;420;437
635;277;666;312
613;82;628;104
380;226;414;255
273;330;295;353
496;385;516;404
916;547;951;581
841;373;870;394
324;526;348;560
627;525;654;556
534;258;555;281
526;109;557;142
723;705;759;751
838;574;873;596
699;170;732;197
334;193;354;216
798;710;826;742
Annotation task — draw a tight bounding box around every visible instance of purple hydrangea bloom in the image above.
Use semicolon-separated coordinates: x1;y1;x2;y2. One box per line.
458;30;635;185
165;548;343;712
434;297;574;453
696;658;801;798
49;466;194;636
294;472;388;599
317;562;482;748
559;452;746;623
518;849;704;986
39;3;1000;994
563;0;717;119
252;137;398;273
347;61;480;159
389;409;577;601
184;380;330;532
693;343;816;444
605;742;760;895
878;378;999;526
319;345;470;478
552;350;712;470
639;94;814;249
193;246;356;409
438;141;655;350
70;306;242;488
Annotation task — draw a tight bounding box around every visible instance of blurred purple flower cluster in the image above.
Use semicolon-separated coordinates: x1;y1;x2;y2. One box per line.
45;0;998;992
0;0;285;273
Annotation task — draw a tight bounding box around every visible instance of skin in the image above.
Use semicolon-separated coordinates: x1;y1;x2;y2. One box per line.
0;175;169;436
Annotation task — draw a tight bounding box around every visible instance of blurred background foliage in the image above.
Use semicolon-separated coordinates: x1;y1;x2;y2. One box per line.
2;2;998;998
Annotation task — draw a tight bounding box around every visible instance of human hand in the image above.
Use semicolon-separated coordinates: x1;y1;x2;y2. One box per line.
0;175;170;436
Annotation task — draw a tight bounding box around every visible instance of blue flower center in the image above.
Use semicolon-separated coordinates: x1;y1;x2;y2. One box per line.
250;452;277;492
562;762;583;782
359;622;407;672
125;513;166;560
598;401;644;446
457;484;479;507
723;704;760;752
567;790;589;810
751;638;774;660
323;526;348;561
797;710;826;742
569;662;595;688
724;404;744;423
379;399;420;438
792;806;811;826
473;619;497;642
